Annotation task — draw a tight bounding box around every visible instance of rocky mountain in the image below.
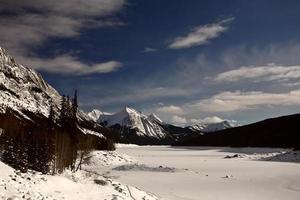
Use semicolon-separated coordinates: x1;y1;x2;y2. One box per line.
0;47;60;119
89;107;237;144
90;107;173;144
88;109;104;122
0;46;112;140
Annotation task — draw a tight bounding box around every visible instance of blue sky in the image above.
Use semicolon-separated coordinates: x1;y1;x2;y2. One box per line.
1;0;300;125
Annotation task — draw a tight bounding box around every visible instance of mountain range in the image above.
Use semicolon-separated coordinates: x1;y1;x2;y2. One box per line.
88;107;236;144
175;113;300;149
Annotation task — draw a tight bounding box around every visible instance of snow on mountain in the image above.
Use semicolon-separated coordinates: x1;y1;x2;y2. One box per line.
0;46;103;136
98;107;168;139
88;109;103;122
189;120;238;133
0;47;61;119
148;113;164;125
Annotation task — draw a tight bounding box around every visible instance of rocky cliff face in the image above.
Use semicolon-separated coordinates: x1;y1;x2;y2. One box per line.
0;47;60;119
0;46;111;139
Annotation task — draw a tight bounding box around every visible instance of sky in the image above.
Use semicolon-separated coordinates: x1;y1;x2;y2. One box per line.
1;0;300;125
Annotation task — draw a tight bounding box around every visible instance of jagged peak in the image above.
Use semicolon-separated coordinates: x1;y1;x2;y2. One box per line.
118;106;144;117
0;46;61;118
88;109;103;122
0;46;17;66
0;46;8;55
123;106;138;113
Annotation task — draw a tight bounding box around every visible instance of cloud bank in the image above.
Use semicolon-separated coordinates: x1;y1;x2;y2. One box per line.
187;90;300;113
0;0;126;75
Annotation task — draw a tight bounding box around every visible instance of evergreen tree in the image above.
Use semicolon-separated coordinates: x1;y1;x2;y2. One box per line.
59;95;67;127
72;89;78;122
48;102;55;130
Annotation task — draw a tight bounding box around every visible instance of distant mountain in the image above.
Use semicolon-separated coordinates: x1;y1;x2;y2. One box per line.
0;46;112;141
90;107;173;144
88;109;104;122
188;120;237;133
89;107;238;145
174;113;300;149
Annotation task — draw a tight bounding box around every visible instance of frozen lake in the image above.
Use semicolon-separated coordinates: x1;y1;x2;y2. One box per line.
112;145;300;200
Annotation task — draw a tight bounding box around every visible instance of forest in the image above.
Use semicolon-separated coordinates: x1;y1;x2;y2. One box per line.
0;91;115;174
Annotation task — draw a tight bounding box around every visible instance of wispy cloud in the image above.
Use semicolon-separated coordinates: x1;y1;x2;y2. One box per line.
186;90;300;113
141;47;158;53
0;0;126;75
152;89;300;125
215;64;300;83
168;17;234;49
21;54;122;75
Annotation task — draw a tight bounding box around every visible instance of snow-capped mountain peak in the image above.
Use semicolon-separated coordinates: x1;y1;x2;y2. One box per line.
88;109;103;122
98;107;168;139
101;107;146;132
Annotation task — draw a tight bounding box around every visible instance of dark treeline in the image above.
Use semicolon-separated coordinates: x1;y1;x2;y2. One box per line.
0;90;115;174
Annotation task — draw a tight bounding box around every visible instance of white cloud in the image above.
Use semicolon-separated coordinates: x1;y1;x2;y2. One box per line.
215;64;300;82
187;90;300;112
0;0;126;74
0;0;126;17
141;47;158;53
168;17;234;49
171;115;187;126
190;116;225;124
150;89;300;125
156;105;183;114
172;43;300;90
20;54;122;75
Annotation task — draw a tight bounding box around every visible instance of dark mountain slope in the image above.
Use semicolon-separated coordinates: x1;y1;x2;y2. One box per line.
174;113;300;149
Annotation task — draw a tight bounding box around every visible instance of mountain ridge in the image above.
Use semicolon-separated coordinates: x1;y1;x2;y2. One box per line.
88;107;236;144
174;113;300;149
0;46;112;140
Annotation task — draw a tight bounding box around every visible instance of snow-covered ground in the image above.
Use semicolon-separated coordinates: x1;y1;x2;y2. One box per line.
0;150;157;200
1;145;299;200
111;145;300;200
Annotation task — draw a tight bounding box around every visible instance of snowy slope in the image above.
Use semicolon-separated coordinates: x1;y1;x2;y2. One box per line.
0;152;158;200
93;107;169;139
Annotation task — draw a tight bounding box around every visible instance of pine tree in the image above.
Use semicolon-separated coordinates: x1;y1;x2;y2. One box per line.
72;89;78;123
59;95;67;127
48;102;55;130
